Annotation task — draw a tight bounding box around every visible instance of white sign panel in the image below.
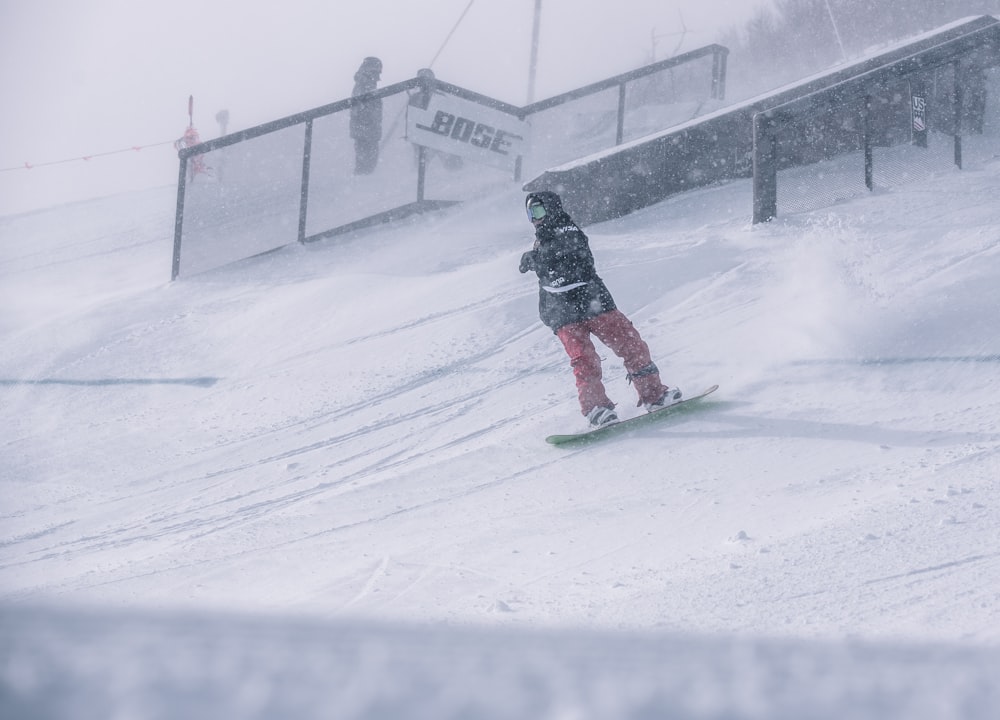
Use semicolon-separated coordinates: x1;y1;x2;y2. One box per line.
406;93;529;172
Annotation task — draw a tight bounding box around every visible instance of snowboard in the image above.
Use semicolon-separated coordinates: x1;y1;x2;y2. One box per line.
545;385;719;447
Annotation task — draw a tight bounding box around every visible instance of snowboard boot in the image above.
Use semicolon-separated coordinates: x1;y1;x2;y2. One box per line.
586;405;619;428
644;387;682;413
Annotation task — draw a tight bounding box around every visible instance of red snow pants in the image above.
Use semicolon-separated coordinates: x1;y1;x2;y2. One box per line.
555;310;668;416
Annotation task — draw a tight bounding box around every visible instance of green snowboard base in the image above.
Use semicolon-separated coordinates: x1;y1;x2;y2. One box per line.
545;385;719;447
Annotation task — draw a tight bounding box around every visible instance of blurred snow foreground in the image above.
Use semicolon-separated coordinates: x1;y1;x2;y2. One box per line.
3;603;1000;720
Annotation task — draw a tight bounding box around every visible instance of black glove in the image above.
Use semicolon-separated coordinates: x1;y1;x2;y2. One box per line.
519;250;536;274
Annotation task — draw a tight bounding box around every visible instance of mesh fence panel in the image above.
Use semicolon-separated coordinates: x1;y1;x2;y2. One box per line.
775;65;1000;218
178;124;305;276
521;57;721;180
622;54;719;143
174;52;725;277
305;91;419;238
775;151;870;216
421;138;513;203
521;87;622;180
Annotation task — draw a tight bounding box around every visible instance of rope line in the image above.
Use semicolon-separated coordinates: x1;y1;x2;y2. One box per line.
6;4;479;177
0;139;176;173
427;0;476;69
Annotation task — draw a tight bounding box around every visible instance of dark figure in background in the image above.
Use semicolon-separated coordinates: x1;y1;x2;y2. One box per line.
519;191;682;428
408;68;437;111
350;56;383;175
407;68;463;171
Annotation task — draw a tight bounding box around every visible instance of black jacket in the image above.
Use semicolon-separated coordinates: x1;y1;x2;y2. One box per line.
350;58;383;141
519;191;616;332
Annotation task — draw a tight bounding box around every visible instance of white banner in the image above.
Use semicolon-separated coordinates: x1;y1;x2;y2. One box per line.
406;93;529;172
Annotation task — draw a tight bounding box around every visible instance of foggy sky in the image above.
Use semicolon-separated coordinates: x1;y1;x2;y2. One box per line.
0;0;772;216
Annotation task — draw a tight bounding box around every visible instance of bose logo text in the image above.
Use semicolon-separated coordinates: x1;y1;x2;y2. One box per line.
416;111;523;155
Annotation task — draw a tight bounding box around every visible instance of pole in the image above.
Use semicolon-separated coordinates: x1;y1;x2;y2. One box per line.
527;0;542;103
752;112;778;224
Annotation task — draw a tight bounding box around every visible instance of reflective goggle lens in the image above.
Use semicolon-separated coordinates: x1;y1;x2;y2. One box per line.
528;203;546;220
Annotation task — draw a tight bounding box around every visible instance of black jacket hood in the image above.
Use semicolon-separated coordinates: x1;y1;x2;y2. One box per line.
355;56;383;83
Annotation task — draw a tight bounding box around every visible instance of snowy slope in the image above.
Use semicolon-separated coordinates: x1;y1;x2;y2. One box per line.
2;138;1000;716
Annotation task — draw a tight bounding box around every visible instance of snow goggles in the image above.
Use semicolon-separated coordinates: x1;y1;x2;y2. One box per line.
527;202;546;220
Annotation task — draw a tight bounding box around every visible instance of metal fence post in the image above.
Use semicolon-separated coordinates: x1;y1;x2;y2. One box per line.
953;61;964;169
298;119;313;244
616;83;627;145
170;156;189;281
711;49;728;100
862;94;874;191
752;112;778;224
416;145;427;201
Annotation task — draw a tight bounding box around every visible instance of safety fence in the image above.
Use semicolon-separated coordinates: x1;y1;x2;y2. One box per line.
752;18;1000;222
522;15;1000;228
171;45;728;279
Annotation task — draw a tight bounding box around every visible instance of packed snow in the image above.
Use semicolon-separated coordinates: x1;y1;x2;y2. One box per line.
2;132;1000;716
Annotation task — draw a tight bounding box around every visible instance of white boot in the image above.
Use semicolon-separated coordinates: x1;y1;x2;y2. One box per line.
586;405;618;427
644;387;682;413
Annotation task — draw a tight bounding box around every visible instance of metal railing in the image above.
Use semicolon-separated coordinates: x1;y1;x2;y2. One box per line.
171;44;728;279
752;16;1000;223
522;15;1000;228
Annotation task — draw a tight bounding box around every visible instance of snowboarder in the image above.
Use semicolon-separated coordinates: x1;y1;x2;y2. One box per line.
519;191;681;427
